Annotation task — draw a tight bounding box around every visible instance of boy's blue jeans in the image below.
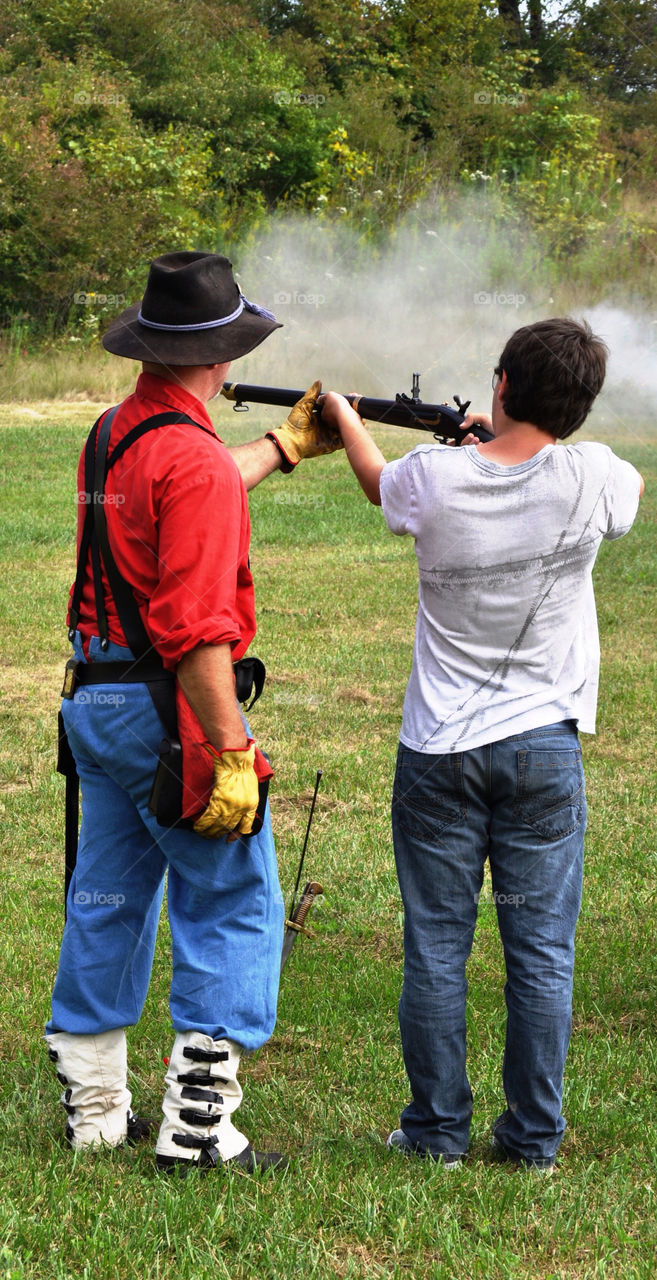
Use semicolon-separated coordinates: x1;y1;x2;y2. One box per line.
391;721;586;1167
47;637;284;1050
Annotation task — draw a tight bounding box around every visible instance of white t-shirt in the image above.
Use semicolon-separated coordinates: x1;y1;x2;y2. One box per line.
379;441;642;754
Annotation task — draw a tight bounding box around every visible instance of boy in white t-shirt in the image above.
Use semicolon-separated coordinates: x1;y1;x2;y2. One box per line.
321;318;643;1170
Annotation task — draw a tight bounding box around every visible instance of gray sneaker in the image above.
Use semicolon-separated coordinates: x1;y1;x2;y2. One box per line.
387;1129;464;1169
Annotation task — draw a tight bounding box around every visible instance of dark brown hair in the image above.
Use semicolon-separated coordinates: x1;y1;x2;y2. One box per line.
495;317;608;438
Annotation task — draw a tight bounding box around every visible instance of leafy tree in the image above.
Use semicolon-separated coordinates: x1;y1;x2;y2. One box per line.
0;55;216;327
555;0;657;100
498;0;523;42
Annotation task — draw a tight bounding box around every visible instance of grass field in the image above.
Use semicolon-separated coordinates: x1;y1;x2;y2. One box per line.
0;400;655;1280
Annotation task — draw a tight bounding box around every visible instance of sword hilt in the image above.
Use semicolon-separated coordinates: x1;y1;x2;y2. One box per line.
287;881;323;935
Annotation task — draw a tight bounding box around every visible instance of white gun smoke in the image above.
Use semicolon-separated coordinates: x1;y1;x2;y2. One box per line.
232;211;656;446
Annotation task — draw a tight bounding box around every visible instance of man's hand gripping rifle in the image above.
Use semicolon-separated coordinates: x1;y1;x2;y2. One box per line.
222;373;494;445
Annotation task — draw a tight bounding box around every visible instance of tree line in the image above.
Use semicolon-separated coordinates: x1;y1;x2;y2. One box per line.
1;0;655;333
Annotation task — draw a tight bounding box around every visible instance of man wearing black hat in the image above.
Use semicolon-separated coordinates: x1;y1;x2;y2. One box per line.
45;252;340;1172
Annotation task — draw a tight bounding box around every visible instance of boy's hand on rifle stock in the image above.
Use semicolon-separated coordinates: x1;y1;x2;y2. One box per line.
266;381;343;472
319;391;364;428
447;432;479;447
458;411;493;443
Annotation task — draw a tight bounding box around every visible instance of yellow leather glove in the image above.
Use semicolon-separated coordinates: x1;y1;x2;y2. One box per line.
266;381;343;472
193;742;259;839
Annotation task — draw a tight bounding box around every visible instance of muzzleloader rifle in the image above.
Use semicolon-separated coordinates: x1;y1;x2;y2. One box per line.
280;769;323;974
222;373;494;444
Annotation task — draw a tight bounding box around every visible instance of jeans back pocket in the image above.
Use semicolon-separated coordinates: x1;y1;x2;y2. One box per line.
393;749;467;840
514;747;586;841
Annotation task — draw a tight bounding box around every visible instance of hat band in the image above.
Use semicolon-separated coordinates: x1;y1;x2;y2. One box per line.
138;297;245;332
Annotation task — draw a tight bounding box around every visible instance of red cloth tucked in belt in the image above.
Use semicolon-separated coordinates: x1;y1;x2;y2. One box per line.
177;687;273;821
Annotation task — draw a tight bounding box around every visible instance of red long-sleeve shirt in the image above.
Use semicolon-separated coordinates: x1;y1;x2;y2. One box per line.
69;373;259;818
70;372;255;664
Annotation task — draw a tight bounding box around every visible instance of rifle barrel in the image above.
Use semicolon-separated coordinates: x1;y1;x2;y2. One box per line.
223;383;306;410
221;382;493;443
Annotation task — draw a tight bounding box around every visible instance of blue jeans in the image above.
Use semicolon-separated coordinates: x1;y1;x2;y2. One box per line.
391;722;586;1167
48;637;284;1049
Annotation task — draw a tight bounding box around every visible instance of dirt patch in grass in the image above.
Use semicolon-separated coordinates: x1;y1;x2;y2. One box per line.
337;687;381;706
0;661;62;720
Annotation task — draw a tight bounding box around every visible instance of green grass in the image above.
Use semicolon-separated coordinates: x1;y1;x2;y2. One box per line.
0;402;655;1279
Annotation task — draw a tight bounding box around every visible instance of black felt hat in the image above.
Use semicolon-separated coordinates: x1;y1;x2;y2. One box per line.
102;251;281;364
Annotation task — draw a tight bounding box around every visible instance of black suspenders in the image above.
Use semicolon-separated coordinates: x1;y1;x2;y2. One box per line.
60;408;207;909
69;408;206;660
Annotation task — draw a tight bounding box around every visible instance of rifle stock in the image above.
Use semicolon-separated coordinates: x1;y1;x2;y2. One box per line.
221;381;494;444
